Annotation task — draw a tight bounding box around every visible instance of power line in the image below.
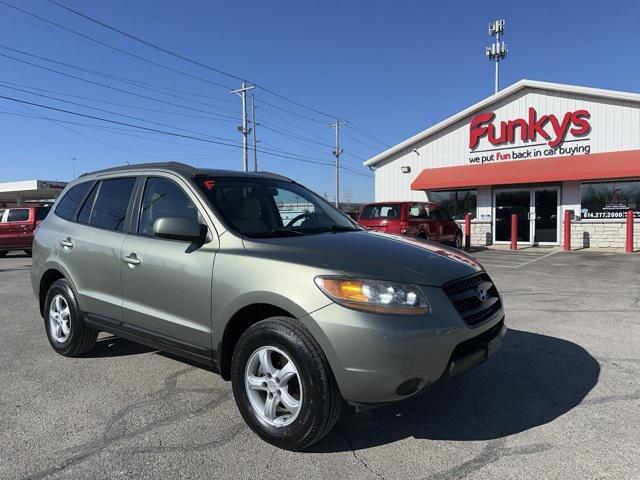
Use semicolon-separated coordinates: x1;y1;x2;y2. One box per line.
0;79;235;122
0;51;240;119
0;94;373;175
1;0;389;151
345;122;391;148
0;82;241;143
0;44;239;110
46;0;341;120
0;0;234;89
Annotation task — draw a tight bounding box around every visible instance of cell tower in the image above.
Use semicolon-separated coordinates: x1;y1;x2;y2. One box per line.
486;19;508;94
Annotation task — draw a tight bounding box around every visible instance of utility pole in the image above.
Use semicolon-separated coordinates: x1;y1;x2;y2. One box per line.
72;157;76;178
251;94;259;172
330;120;344;208
485;19;508;94
231;82;255;171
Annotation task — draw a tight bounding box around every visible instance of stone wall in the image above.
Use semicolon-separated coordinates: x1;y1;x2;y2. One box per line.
567;221;640;249
457;221;493;246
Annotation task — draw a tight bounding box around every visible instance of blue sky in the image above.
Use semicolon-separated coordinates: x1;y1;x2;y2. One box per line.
0;0;638;202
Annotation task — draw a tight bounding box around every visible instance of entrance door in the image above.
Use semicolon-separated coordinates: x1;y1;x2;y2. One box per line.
533;188;559;244
494;189;531;243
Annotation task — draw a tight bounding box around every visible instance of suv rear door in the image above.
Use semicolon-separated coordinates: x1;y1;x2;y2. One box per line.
119;175;217;359
59;177;136;322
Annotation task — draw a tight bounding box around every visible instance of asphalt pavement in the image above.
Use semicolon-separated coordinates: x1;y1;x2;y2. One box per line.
1;249;639;479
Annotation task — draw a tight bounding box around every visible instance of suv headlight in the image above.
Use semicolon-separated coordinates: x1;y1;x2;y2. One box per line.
314;276;429;315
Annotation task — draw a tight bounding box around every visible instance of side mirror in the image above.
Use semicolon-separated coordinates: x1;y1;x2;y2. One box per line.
153;217;207;243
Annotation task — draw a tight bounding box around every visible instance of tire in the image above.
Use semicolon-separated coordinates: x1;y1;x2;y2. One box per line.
24;249;32;256
231;316;343;450
0;251;7;257
44;279;98;357
455;232;463;249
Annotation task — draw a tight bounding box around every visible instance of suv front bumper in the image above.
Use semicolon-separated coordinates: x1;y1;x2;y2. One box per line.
302;287;505;404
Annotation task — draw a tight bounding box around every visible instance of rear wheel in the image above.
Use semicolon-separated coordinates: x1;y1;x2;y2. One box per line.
231;317;343;450
24;249;32;256
44;279;98;356
0;251;7;257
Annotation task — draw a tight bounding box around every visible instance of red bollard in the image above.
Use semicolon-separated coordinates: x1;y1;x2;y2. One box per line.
563;210;571;251
626;209;634;253
510;213;518;250
464;213;471;251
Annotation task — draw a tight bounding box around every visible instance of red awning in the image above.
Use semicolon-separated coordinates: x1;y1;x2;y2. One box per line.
411;149;640;190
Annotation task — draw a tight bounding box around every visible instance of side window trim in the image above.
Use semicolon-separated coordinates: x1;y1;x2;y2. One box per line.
135;176;196;237
70;176;137;232
69;180;97;222
77;181;101;225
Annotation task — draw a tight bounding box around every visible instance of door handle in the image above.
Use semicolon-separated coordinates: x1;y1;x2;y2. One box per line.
60;238;74;248
122;253;141;266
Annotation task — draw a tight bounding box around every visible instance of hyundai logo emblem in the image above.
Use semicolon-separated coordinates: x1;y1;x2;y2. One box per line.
476;288;487;302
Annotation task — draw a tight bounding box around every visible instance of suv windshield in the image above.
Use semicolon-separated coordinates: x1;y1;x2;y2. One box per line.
197;177;359;238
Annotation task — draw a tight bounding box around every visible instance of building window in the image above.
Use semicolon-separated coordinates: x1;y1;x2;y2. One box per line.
427;189;477;220
581;180;640;220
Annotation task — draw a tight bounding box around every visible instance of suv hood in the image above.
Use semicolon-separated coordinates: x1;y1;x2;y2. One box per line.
243;230;483;287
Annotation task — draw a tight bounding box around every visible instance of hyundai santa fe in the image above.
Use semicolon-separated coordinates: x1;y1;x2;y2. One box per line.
31;162;506;450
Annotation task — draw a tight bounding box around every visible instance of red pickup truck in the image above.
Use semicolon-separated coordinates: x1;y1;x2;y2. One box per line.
0;205;51;257
357;201;463;248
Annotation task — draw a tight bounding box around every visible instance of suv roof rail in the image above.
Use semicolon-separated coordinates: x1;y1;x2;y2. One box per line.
80;162;198;178
79;162;293;183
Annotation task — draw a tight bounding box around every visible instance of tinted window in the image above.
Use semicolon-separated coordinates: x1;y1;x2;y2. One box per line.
138;178;198;236
88;178;136;231
35;207;51;221
581;181;640;219
55;182;92;221
427;189;477;220
360;204;402;220
8;209;29;222
77;183;99;224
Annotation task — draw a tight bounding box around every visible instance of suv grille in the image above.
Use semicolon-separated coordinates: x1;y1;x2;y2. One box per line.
443;272;502;327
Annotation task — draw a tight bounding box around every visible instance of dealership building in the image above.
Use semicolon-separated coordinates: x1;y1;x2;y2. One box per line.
364;80;640;248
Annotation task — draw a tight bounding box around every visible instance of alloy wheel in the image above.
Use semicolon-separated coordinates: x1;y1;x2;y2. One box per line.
244;346;302;427
49;294;71;343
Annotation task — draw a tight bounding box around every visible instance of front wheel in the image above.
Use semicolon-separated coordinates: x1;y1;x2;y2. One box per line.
231;317;343;450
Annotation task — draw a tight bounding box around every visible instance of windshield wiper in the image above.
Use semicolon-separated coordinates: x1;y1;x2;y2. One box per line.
323;225;360;233
250;228;308;238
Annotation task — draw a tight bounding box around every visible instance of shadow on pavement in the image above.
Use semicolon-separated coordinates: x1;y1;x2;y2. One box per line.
312;328;600;452
82;336;156;358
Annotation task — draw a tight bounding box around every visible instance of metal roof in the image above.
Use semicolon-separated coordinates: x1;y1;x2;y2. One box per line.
363;79;640;168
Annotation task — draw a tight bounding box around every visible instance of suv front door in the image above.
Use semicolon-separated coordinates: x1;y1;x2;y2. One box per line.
120;175;217;360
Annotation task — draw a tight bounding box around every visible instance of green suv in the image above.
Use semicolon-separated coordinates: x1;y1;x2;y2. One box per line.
31;162;506;450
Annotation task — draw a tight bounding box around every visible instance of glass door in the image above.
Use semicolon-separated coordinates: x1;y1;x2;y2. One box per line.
533;188;560;245
493;189;532;244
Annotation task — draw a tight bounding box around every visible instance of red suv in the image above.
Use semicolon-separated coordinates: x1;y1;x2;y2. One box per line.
0;205;51;257
357;201;463;248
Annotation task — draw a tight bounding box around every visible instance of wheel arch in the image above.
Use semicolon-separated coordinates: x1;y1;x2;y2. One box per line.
39;268;66;317
217;303;297;380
